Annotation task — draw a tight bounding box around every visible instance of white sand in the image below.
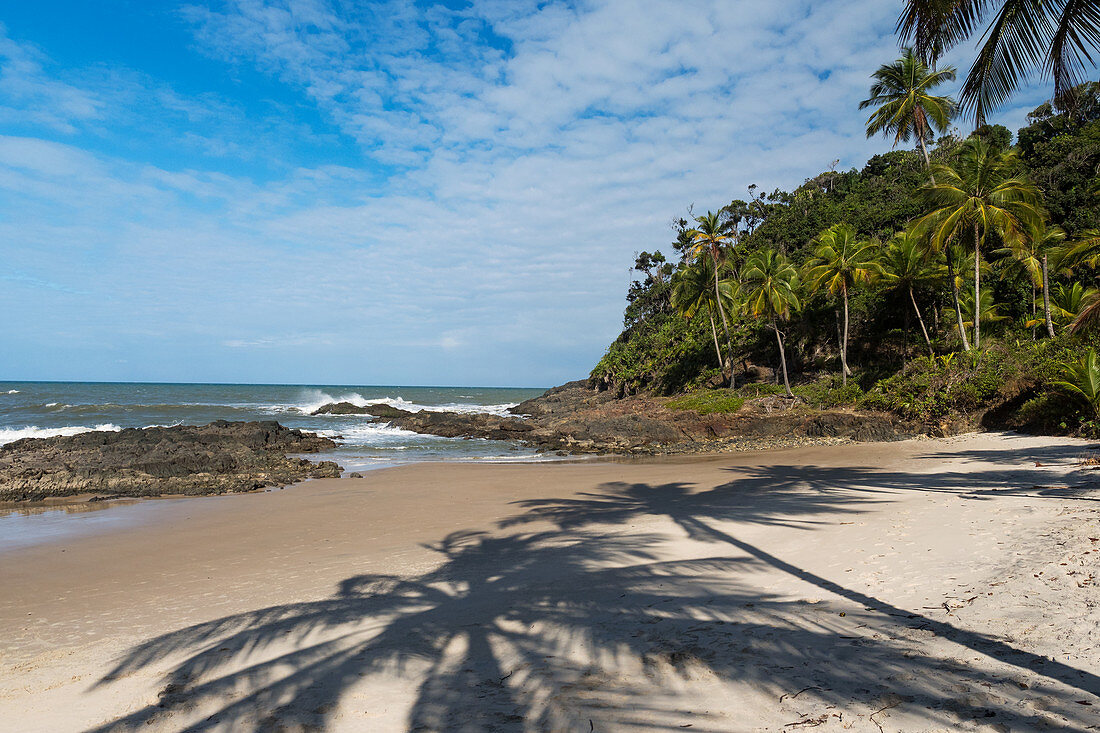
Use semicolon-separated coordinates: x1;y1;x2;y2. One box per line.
2;432;1100;731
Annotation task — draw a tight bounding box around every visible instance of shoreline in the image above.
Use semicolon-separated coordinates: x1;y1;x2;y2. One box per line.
4;431;1100;730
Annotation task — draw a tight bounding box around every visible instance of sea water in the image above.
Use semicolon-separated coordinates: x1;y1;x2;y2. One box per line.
0;381;550;472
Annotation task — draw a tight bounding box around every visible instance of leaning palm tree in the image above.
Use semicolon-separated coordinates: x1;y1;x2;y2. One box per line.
803;223;882;384
740;249;801;398
860;48;957;178
671;259;738;381
687;211;737;377
883;227;944;355
919;137;1044;348
898;1;1100;125
996;222;1065;338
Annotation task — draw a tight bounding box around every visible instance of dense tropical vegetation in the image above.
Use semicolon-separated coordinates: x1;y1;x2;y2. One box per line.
591;6;1100;435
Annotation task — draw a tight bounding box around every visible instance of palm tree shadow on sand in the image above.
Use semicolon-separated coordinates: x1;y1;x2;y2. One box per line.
503;463;1100;724
88;460;1100;731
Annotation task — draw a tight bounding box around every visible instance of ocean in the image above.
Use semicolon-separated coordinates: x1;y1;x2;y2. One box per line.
0;381;550;472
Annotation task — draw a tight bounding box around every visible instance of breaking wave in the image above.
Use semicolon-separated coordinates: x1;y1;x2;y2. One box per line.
0;424;122;445
280;390;518;417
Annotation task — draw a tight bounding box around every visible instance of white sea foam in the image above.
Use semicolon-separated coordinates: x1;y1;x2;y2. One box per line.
0;424;121;445
282;390;518;417
315;422;424;445
4;390;18;394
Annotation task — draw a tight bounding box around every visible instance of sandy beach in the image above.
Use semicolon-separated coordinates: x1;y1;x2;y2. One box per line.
3;431;1100;731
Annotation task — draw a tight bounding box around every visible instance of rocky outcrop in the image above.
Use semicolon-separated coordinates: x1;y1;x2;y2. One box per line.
385;411;535;441
312;401;374;415
343;382;912;455
311;402;412;418
0;421;342;502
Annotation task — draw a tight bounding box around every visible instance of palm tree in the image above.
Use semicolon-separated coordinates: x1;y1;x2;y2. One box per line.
944;240;973;350
1049;281;1099;326
883;227;943;355
898;1;1100;125
919;137;1044;348
959;286;1008;334
687;211;737;379
1052;227;1100;274
860;48;957;179
740;249;801;398
803;223;882;385
1054;348;1100;416
1070;293;1100;333
671;259;738;379
996;222;1065;338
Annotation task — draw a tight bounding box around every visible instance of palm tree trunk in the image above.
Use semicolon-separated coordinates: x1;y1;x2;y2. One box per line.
904;300;910;365
773;320;793;398
1042;255;1055;338
917;133;936;185
947;260;971;351
712;255;733;386
708;311;723;371
841;285;851;384
1031;283;1037;341
909;286;933;355
973;221;981;349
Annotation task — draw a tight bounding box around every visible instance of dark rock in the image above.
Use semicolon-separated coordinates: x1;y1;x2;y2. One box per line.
380;411;536;442
311;401;372;415
364;404;415;419
0;421;342;502
311;402;414;418
348;472;364;478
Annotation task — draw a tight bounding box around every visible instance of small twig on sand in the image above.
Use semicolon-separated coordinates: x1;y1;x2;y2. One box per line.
869;701;901;732
784;715;828;727
779;686;822;702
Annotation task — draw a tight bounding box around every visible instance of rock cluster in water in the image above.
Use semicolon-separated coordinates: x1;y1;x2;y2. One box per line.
0;420;342;502
311;380;909;455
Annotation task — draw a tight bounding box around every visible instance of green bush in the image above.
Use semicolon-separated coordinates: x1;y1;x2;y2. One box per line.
860;338;1078;422
792;378;865;407
666;390;746;414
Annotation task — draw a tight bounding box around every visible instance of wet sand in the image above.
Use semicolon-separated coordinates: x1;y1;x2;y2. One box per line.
2;432;1100;731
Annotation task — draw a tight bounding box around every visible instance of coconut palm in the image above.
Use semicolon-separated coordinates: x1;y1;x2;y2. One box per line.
959;286;1008;333
883;227;944;355
898;1;1100;125
1052;227;1100;274
740;249;801;398
1054;347;1100;416
919;137;1044;348
943;240;973;350
996;222;1065;338
671;259;738;380
803;223;883;384
1070;292;1100;333
687;211;737;378
1049;281;1099;325
860;48;957;178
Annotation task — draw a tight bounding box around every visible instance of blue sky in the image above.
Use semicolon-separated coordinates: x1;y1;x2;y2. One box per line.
0;1;1057;386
